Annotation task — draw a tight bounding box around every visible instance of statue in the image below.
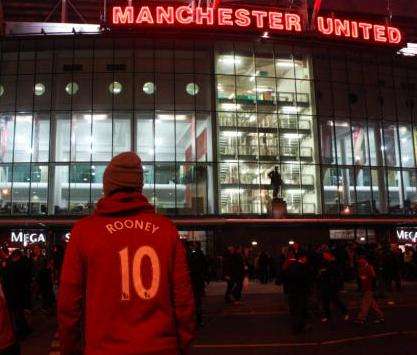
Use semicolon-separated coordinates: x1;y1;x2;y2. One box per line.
268;166;282;199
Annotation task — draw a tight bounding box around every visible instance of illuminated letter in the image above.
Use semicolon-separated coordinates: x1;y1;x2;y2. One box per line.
387;26;402;44
196;7;214;25
235;8;251;27
351;21;359;38
374;25;387;42
285;13;302;32
156;6;174;24
317;16;333;35
269;12;284;30
252;10;268;28
124;220;134;229
176;6;194;24
334;19;351;37
358;22;373;40
106;224;116;234
218;8;233;26
114;221;124;230
113;6;134;24
136;6;154;24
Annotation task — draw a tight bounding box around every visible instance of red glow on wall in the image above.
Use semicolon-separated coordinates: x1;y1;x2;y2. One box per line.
111;6;403;45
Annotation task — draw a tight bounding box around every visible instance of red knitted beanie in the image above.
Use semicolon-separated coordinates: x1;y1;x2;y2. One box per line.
103;152;143;196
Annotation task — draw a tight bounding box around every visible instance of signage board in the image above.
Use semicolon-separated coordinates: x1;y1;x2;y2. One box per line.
396;227;417;244
110;3;403;45
9;229;47;247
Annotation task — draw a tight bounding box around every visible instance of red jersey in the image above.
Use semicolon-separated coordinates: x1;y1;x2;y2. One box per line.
58;192;196;355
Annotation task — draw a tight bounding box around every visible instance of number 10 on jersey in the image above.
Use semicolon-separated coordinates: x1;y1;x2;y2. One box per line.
119;246;161;301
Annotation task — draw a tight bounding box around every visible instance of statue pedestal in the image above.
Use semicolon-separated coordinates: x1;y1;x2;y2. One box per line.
270;198;287;219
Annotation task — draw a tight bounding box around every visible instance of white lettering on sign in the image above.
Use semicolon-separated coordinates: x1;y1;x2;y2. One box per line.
396;229;417;243
10;232;46;247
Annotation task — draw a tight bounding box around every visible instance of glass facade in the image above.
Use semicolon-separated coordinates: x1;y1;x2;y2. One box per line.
316;48;417;215
0;35;416;217
215;43;318;214
0;38;214;216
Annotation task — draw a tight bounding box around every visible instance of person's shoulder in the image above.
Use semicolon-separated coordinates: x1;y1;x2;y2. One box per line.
72;214;96;231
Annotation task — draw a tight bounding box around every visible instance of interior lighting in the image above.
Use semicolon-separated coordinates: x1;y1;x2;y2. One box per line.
224;188;240;195
251;241;258;246
222;131;243;137
221;103;241;111
281;106;300;114
276;59;297;68
219;55;241;65
282;133;303;139
16;115;32;122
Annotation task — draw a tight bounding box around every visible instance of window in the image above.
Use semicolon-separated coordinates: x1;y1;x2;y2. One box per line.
143;82;155;95
186;83;199;96
109;81;123;95
65;82;79;95
34;83;46;96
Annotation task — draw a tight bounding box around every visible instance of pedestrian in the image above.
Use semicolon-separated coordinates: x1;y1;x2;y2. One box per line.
258;251;269;284
2;250;31;339
223;246;235;303
317;251;349;323
0;281;20;355
31;245;54;311
230;246;245;303
283;252;311;335
355;256;384;325
186;241;208;327
58;152;196;355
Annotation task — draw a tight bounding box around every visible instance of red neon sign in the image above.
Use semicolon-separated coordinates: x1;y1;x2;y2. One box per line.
111;5;403;45
316;16;402;44
112;6;302;32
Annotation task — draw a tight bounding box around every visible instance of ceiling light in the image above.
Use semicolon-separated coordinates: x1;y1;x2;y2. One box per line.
282;133;303;139
219;56;242;65
281;106;300;114
276;59;300;68
222;131;242;137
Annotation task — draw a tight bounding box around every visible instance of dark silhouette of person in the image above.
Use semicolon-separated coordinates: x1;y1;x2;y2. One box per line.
268;167;283;199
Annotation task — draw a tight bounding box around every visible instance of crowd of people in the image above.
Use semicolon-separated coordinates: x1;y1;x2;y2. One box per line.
218;241;417;334
0;243;64;345
1;238;417;344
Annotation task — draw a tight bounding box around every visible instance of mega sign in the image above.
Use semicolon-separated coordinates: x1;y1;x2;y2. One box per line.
396;228;417;244
111;5;403;45
10;230;47;247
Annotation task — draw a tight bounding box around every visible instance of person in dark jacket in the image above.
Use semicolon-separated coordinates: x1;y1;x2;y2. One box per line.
317;251;349;322
2;250;31;339
230;246;245;302
258;251;269;284
187;241;208;326
283;253;311;334
223;246;235;303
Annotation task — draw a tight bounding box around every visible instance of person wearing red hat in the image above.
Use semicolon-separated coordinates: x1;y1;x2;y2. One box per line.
58;152;196;355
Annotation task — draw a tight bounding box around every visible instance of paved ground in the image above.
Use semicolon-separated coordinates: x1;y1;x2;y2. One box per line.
20;282;417;355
